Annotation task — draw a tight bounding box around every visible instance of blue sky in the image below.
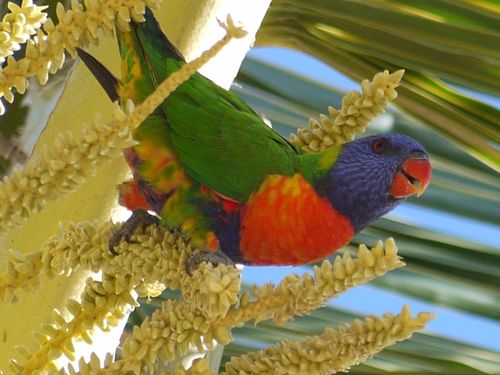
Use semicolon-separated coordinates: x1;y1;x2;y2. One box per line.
241;47;500;352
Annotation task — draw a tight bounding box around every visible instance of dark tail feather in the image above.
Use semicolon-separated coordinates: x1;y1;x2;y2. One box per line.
77;48;120;102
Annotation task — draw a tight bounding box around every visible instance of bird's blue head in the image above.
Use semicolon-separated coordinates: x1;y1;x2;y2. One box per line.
318;134;432;232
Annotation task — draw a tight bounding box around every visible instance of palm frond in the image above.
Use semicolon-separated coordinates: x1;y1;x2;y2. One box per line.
257;0;500;170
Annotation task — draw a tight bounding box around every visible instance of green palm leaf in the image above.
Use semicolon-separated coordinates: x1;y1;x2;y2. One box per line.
257;0;500;170
225;305;500;374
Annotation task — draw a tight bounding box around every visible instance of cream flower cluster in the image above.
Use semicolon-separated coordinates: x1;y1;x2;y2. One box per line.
182;262;241;320
5;221;240;373
11;277;137;375
2;217;415;374
290;70;405;151
0;0;47;64
0;248;43;302
69;235;405;374
64;354;216;375
0;14;248;234
222;239;404;326
224;305;434;374
87;243;423;375
1;220;241;316
118;299;233;372
0;103;134;233
0;0;161;114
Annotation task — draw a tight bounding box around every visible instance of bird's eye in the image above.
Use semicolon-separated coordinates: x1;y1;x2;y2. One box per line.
372;138;389;154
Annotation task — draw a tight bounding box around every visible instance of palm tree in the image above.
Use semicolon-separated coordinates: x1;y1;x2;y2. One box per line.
0;0;498;373
131;2;500;372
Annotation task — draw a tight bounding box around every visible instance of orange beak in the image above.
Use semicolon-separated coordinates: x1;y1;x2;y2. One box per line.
390;154;431;199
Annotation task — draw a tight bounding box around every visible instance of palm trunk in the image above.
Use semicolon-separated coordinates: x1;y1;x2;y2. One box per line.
0;0;271;371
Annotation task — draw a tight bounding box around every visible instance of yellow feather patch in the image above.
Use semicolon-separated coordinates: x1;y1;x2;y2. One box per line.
280;174;305;197
257;175;282;195
319;146;342;170
135;140;187;193
118;32;144;101
268;190;278;204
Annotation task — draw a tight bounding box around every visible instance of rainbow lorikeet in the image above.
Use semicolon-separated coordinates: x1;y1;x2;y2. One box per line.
77;9;431;269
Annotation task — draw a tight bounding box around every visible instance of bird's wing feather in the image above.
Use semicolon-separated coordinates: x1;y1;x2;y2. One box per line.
123;9;300;202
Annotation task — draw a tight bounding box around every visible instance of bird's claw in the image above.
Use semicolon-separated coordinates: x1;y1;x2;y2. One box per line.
109;209;159;255
186;250;235;276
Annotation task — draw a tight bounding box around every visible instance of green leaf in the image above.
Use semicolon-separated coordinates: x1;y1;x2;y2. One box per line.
257;0;500;170
224;303;500;374
235;57;500;225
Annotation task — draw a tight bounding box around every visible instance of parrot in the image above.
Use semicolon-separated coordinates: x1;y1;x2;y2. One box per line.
77;9;431;270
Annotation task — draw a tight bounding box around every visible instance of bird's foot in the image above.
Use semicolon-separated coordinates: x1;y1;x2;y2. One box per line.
186;249;235;276
109;209;159;255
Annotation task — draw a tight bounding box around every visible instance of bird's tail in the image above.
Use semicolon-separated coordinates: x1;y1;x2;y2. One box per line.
115;7;186;104
76;48;119;102
77;9;187;214
78;8;185;105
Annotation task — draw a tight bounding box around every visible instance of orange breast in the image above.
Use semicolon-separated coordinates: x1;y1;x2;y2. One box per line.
239;174;354;265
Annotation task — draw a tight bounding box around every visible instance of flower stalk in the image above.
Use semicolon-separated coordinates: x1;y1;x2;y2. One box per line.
224;305;435;375
0;0;47;64
290;70;404;151
2;218;412;373
0;0;162;114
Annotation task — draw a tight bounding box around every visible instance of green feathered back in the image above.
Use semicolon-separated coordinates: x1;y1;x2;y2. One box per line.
120;9;304;202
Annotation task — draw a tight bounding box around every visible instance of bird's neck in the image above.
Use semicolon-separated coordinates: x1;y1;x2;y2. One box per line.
314;145;402;232
296;145;344;185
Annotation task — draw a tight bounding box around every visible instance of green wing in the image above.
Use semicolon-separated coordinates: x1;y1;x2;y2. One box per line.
166;84;299;201
124;10;300;202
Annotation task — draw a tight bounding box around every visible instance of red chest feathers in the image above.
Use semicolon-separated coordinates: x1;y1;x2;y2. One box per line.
239;174;354;265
